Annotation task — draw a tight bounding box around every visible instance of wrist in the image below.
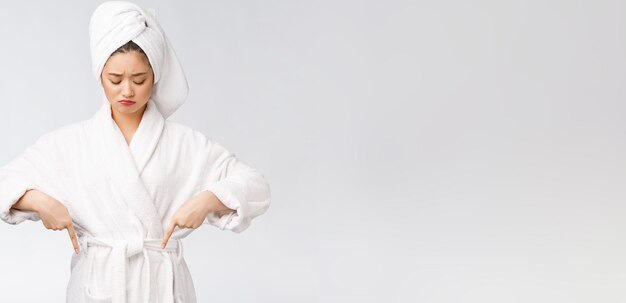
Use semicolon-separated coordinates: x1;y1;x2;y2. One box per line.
202;190;230;213
30;191;53;213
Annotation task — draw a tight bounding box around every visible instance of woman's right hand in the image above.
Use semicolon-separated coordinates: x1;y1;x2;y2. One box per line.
13;189;80;254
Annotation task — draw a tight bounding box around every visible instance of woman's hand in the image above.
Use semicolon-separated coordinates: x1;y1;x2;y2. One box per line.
161;190;234;248
12;189;80;254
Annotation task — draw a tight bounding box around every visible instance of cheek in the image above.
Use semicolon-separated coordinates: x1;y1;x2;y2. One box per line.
102;82;115;94
138;85;154;97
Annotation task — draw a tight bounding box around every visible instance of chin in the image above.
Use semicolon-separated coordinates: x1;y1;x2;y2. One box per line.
112;102;146;114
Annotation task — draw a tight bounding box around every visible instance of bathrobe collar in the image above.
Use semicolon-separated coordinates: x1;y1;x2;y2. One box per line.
91;96;165;238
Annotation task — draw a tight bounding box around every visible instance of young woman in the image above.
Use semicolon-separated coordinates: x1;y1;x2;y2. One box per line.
0;1;271;302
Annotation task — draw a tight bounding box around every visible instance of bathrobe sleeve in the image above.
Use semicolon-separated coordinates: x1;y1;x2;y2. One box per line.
0;134;55;224
195;133;271;233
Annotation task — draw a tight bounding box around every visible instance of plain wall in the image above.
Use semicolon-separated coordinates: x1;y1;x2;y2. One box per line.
0;0;624;302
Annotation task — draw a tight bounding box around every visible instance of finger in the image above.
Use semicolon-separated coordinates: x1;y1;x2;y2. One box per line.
162;221;176;249
66;224;80;254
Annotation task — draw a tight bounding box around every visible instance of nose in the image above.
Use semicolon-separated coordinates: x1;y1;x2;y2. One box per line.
122;83;135;98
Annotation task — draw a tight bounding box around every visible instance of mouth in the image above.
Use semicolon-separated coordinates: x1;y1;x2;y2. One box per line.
119;99;136;106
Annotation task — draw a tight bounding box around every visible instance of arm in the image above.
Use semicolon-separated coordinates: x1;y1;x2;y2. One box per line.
197;190;236;216
161;134;271;246
202;140;271;233
0;136;49;224
12;188;80;253
162;189;236;247
0;174;40;224
0;137;80;253
12;189;47;213
1;133;66;223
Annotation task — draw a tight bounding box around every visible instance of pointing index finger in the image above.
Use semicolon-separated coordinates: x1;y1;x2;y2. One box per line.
162;221;176;249
66;224;80;254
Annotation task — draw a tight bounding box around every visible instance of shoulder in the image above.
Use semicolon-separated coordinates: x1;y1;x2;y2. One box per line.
164;120;217;146
33;121;86;146
18;121;87;161
163;121;230;153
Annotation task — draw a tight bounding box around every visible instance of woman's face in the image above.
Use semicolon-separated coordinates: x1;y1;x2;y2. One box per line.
100;51;154;116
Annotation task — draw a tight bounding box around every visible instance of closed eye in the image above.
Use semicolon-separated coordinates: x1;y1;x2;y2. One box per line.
109;80;146;85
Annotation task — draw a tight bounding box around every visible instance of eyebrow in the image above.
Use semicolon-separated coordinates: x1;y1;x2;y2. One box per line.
108;72;148;77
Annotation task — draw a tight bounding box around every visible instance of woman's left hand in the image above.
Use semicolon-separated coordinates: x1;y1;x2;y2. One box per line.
161;190;233;248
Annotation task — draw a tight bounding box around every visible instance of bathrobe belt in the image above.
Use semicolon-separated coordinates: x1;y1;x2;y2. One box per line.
81;236;183;303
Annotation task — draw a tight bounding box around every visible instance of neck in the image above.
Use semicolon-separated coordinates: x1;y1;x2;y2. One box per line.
110;104;147;144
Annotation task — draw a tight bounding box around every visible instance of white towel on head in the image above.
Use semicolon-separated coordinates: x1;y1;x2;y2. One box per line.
89;0;188;118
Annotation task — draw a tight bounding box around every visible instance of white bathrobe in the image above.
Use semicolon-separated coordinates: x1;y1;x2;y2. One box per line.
0;98;271;302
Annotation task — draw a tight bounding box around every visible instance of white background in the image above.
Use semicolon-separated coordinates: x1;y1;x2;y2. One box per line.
0;0;624;302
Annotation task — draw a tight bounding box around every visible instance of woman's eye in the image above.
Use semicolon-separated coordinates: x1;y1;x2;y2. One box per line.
109;80;145;85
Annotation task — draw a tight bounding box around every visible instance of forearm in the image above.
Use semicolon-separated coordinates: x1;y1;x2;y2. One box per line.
12;189;48;213
201;190;234;216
